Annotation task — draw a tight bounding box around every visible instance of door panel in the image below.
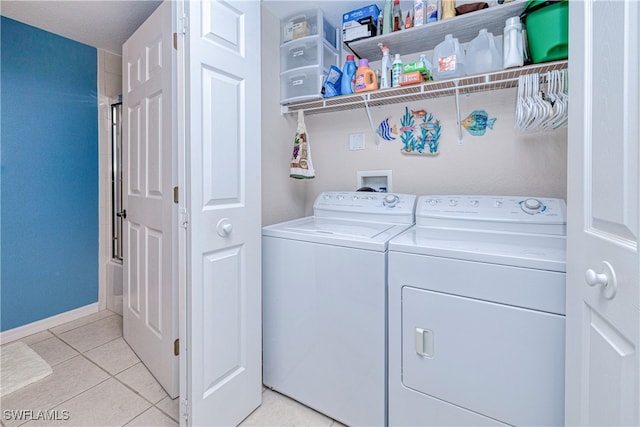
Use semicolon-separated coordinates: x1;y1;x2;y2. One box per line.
180;0;262;425
589;1;639;242
122;0;179;398
587;310;636;427
202;68;242;204
202;246;244;392
566;1;640;425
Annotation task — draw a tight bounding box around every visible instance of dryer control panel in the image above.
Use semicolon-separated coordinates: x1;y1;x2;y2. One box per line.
416;195;566;235
314;192;416;224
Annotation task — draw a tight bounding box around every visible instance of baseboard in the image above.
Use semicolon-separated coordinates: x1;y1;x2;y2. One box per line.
0;303;100;344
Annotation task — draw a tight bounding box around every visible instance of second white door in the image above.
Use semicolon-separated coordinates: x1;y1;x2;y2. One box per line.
122;0;179;399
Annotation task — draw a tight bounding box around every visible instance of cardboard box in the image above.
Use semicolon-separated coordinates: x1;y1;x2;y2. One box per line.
342;4;380;27
403;61;428;74
344;22;377;42
342;5;380;41
399;71;425;86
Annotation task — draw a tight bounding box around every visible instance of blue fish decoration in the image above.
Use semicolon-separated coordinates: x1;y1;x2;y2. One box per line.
461;110;496;136
377;117;398;141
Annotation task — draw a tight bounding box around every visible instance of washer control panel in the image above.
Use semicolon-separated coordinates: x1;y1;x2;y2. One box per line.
314;192;416;224
417;195;566;234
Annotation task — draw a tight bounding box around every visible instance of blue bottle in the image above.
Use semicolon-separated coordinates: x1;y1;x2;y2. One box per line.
341;55;357;95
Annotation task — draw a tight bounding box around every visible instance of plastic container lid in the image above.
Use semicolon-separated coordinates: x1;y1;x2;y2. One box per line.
505;16;521;27
359;58;370;67
346;54;355;60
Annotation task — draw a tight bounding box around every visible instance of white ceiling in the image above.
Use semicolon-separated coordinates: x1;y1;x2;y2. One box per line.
1;1;162;54
262;0;375;28
1;0;378;55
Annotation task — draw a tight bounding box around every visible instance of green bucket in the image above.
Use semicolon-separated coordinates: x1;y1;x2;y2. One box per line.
521;0;569;63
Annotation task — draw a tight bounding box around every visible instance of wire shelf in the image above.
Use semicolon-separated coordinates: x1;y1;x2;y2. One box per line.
281;60;568;115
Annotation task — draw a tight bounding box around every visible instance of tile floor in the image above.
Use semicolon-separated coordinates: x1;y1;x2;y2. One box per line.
1;310;344;427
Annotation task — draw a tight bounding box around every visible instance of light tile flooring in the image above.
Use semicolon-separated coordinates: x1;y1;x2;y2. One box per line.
1;310;344;427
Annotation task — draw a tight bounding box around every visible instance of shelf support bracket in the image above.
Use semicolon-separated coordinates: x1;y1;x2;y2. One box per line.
363;98;381;151
454;79;464;145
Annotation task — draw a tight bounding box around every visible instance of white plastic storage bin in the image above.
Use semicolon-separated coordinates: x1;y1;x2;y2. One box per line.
280;37;339;74
280;66;325;104
281;9;337;49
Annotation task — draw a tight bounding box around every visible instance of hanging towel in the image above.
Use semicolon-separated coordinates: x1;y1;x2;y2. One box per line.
289;110;315;179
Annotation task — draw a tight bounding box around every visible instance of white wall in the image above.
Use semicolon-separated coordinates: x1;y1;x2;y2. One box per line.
97;49;123;315
261;10;310;226
261;9;567;222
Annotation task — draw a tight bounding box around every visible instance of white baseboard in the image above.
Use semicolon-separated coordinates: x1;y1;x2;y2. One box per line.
0;303;100;344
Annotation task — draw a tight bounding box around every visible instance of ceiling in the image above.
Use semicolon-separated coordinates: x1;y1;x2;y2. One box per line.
1;1;163;54
262;0;375;28
1;0;376;55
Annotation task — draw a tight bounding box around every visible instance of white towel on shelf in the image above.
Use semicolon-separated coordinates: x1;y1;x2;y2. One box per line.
289;110;315;179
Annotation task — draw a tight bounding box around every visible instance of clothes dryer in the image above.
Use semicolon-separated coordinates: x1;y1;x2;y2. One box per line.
388;195;566;426
263;191;416;427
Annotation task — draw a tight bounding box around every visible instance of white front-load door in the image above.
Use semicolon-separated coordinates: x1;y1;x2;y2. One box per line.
122;1;179;398
178;1;262;425
566;1;639;425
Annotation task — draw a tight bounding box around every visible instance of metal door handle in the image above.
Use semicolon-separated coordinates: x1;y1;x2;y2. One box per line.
117;210;127;219
585;261;617;299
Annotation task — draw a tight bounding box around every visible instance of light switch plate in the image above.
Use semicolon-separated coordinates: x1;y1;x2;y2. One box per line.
348;133;365;150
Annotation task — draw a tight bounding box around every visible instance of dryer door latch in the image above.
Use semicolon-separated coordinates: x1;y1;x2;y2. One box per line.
415;328;434;358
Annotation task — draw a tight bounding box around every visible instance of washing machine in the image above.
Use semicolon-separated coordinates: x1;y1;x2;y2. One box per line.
388;195;567;427
263;191;416;427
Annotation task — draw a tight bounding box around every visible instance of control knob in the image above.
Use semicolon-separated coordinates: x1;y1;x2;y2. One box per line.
521;198;543;214
384;194;400;207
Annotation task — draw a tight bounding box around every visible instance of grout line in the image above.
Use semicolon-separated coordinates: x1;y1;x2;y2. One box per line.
154;401;180;424
48;311;119;338
53;321;123;354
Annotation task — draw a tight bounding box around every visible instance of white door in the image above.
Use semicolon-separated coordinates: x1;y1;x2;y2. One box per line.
122;1;179;398
566;1;640;425
177;1;262;425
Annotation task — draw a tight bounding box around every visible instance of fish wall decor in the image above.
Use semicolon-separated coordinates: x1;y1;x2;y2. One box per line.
461;110;496;136
399;106;441;155
376;117;398;141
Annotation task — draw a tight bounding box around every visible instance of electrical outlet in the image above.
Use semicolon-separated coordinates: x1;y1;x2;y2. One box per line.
348;133;365;150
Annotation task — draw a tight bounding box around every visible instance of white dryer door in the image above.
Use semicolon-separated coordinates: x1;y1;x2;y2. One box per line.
402;286;565;426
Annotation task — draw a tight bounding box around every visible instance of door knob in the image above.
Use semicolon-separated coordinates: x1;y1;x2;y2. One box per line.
117;209;127;219
585;270;607;287
585;261;617;299
216;218;233;237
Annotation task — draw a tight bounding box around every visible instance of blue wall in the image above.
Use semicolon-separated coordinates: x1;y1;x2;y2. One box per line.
1;17;98;331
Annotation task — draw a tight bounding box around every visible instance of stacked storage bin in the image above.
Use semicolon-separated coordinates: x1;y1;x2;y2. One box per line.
280;10;339;104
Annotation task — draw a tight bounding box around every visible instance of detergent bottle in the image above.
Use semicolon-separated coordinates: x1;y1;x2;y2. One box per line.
341;55;357;95
379;44;391;89
383;0;393;35
354;59;378;93
503;17;524;68
419;54;433;81
391;53;403;88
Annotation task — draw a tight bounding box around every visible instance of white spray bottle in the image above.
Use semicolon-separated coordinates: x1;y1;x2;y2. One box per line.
378;44;391;89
